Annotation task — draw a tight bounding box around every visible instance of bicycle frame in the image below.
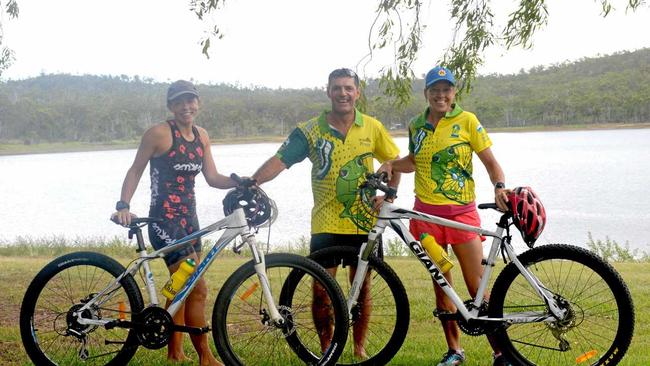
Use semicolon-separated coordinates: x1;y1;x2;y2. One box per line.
74;207;284;327
347;201;567;325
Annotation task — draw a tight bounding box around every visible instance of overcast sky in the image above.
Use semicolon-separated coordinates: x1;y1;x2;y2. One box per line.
2;0;649;89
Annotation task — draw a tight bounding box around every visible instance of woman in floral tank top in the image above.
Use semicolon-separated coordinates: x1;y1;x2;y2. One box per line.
112;80;235;365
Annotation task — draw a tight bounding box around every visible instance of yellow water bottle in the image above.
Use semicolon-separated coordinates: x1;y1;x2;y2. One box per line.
162;258;196;300
420;233;453;273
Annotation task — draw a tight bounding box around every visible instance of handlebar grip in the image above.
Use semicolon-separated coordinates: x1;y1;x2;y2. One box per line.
385;186;398;201
230;173;243;184
478;203;498;210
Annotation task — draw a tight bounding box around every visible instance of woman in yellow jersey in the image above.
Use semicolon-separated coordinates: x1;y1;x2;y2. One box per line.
377;66;512;366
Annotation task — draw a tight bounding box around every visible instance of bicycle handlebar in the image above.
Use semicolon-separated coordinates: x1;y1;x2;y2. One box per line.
224;173;277;228
361;173;398;201
230;173;257;189
111;214;164;228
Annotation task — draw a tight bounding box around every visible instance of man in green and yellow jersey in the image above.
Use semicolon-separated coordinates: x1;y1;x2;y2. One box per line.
252;68;400;359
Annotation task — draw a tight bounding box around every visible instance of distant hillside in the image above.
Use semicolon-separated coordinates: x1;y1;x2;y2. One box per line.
0;48;648;144
461;49;650;127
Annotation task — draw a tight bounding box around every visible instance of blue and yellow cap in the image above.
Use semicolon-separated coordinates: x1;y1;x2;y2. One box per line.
425;66;456;88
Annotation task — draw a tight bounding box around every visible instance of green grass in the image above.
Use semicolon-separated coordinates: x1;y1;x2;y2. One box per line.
2;253;648;365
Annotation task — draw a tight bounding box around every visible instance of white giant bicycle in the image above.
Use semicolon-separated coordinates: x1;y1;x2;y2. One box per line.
296;173;634;366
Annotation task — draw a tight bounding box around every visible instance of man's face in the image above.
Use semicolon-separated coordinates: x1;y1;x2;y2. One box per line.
425;81;456;114
327;77;360;115
169;95;199;125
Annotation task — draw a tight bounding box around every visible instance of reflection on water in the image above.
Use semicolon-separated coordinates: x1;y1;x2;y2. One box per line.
1;129;649;252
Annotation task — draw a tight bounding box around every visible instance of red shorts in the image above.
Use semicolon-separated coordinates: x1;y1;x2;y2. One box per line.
409;209;484;245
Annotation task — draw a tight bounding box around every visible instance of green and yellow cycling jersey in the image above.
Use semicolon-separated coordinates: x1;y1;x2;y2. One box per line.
277;109;399;234
408;104;492;206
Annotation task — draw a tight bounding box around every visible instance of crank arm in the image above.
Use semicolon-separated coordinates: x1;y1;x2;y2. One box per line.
170;324;211;335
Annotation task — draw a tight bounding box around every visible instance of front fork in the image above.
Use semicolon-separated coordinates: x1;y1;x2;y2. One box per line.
346;228;381;317
502;242;567;320
247;235;284;325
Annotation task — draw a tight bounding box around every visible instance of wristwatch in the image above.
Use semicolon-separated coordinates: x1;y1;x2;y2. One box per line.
115;200;130;211
494;182;506;189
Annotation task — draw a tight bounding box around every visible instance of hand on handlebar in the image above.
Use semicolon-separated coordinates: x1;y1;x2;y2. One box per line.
376;161;394;182
494;187;513;212
363;172;397;207
230;173;257;189
111;210;138;227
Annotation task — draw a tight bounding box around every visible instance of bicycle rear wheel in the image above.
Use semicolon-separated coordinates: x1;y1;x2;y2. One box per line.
20;251;144;366
305;246;409;366
489;244;634;366
213;253;349;366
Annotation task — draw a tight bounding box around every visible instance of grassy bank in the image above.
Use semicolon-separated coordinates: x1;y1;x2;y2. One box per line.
1;252;647;365
0;135;289;156
2;122;649;156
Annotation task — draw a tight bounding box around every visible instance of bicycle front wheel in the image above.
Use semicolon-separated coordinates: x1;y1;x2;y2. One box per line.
489;244;635;366
20;251;144;366
213;253;349;366
306;246;409;366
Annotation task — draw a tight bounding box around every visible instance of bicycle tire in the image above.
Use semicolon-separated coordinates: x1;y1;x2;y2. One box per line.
306;246;410;366
489;244;635;366
213;253;349;366
20;251;144;366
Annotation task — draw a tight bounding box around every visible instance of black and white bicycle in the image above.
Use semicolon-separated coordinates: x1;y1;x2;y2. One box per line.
293;173;634;366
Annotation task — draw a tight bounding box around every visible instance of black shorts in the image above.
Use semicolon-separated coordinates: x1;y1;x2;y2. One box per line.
310;233;381;267
149;218;202;266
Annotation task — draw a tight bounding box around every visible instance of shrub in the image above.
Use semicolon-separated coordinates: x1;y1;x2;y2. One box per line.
586;232;649;262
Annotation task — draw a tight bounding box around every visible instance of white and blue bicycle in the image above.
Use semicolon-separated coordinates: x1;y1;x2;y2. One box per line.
20;175;349;366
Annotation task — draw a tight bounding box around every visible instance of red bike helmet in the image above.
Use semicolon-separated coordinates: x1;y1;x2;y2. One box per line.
508;186;546;247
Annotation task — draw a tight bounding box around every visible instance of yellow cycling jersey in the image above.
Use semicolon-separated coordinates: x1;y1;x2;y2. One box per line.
277;109;399;234
408;104;492;205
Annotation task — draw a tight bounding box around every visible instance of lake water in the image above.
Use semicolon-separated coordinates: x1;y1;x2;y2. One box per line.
1;129;649;254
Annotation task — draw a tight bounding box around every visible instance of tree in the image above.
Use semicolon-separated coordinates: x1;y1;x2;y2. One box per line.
191;0;647;105
1;0;646;100
0;0;18;76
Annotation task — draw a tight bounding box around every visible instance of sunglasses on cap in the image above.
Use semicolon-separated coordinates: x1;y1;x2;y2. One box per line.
328;68;360;87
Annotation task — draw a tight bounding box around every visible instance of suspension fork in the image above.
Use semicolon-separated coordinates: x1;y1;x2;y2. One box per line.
502;242;566;319
248;235;284;325
346;225;385;316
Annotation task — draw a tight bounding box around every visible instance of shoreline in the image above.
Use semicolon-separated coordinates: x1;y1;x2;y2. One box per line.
1;122;649;157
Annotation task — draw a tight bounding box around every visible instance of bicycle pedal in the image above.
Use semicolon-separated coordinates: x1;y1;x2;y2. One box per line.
433;309;458;321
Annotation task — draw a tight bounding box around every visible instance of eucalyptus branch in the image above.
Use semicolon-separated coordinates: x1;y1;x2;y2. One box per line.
182;0;646;108
190;0;226;58
0;0;19;76
369;0;422;106
442;0;494;96
503;0;548;49
5;0;18;18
